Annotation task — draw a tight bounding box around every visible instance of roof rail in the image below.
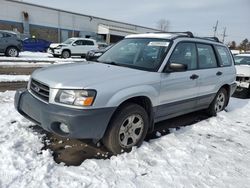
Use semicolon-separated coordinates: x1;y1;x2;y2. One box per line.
152;31;194;38
201;37;221;43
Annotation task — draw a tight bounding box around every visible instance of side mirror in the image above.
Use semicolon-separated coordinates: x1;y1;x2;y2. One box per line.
72;43;76;46
165;62;187;72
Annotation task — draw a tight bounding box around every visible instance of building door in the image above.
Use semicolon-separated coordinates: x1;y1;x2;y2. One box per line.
61;30;68;42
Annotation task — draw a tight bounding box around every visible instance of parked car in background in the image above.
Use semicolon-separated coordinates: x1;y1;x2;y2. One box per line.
231;50;240;56
15;32;236;154
48;38;98;58
86;44;113;61
0;30;22;57
97;42;109;49
234;54;250;96
22;38;51;52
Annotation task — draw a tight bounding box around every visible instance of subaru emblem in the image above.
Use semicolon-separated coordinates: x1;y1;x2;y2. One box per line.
34;86;40;92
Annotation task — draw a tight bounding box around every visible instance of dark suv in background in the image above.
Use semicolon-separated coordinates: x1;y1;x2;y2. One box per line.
0;30;22;57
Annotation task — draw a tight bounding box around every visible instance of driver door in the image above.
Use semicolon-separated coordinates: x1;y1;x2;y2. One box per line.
157;42;199;119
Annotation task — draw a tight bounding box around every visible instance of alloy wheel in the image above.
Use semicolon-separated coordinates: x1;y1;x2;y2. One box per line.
215;92;226;112
118;114;144;148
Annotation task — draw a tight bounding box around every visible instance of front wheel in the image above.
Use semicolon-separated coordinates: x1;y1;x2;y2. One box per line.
103;103;149;154
207;88;228;116
6;47;19;57
61;50;71;58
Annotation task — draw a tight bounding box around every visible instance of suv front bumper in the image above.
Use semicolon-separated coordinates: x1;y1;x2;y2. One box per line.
14;89;116;139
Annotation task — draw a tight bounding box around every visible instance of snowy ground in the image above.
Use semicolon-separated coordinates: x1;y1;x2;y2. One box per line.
0;75;30;82
0;91;250;188
0;51;84;63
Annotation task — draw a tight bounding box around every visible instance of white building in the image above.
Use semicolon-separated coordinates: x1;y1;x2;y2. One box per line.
0;0;160;43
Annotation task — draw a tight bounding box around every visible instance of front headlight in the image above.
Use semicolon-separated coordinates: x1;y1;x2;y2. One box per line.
94;52;103;57
55;89;96;106
55;45;62;49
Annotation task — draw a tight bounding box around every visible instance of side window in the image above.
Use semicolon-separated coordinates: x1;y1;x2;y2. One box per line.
197;44;217;69
74;40;83;46
84;40;94;46
169;42;197;70
4;34;12;38
0;33;3;38
215;46;232;66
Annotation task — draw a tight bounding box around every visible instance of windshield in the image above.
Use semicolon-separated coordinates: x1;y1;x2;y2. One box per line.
63;38;74;44
98;38;170;71
234;56;250;65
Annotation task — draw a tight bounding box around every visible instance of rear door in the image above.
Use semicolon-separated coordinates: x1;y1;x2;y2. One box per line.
195;43;222;107
82;40;97;54
214;45;235;88
158;42;199;119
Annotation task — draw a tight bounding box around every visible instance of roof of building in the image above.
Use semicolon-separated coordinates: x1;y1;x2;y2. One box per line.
6;0;160;32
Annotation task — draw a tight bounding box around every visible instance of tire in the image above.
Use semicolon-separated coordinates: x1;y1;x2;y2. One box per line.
53;54;60;58
5;47;19;57
61;50;71;58
103;103;149;154
207;88;228;116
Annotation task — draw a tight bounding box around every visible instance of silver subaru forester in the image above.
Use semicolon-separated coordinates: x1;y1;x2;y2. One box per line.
15;32;236;154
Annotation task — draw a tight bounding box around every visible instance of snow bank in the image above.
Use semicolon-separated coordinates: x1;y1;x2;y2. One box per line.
0;75;30;82
0;91;249;188
0;51;85;63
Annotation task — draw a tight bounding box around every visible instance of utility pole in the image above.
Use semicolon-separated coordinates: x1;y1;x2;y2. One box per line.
213;20;218;37
222;27;227;43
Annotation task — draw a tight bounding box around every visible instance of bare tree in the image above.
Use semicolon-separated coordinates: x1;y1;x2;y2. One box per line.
157;19;170;31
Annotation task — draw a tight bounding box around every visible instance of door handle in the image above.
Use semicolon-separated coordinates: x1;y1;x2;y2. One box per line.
216;71;223;76
190;74;199;80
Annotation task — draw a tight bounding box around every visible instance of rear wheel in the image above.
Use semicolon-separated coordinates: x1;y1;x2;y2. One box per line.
6;47;19;57
103;103;149;154
61;50;71;58
207;88;228;116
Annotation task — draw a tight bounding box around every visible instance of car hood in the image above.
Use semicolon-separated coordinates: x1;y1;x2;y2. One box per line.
235;65;250;77
49;43;68;48
32;62;148;89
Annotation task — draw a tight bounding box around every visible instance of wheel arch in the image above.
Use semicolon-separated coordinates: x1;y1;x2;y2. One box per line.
220;84;230;106
107;95;155;136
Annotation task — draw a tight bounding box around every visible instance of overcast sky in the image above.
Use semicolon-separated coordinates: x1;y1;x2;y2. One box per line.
24;0;250;44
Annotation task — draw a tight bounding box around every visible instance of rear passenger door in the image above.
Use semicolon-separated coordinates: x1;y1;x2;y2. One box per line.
214;45;235;87
196;43;222;107
82;40;96;54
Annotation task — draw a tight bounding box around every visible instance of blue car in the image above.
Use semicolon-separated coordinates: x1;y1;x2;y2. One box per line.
22;38;51;52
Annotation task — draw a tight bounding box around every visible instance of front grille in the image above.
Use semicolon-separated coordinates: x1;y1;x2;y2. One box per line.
30;79;50;102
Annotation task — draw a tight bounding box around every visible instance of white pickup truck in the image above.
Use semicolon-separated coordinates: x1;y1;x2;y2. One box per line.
48;37;98;58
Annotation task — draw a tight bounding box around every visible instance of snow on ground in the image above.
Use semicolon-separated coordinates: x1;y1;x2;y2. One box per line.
0;51;85;63
0;75;30;82
0;91;250;188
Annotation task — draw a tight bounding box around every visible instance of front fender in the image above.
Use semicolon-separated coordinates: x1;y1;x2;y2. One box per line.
106;85;160;107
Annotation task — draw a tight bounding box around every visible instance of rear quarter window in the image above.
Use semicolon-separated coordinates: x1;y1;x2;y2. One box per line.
215;46;232;66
